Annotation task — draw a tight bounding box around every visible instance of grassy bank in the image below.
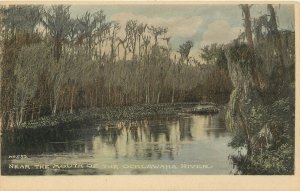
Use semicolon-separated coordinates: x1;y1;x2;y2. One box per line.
4;102;220;130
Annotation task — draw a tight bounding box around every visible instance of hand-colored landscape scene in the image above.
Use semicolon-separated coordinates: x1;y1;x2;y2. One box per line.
0;4;295;175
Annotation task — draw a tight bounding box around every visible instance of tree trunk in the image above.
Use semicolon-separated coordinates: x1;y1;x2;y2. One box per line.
8;112;14;128
172;82;175;103
267;4;285;69
0;112;3;130
238;101;252;155
138;37;141;57
152;90;155;103
90;92;93;108
117;44;120;60
50;93;53;112
17;107;24;126
55;36;62;62
108;83;111;104
157;90;160;104
38;104;42;118
70;86;75;114
241;5;254;49
145;87;148;104
267;4;279;35
99;41;102;64
31;103;34;120
123;44;127;61
96;85;98;106
1;112;9;130
52;98;58;115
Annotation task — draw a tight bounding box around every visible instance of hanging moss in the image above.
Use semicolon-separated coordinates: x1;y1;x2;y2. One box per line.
227;43;256;76
225;31;295;174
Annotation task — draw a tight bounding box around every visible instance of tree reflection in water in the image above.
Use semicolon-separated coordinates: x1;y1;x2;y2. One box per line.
2;113;233;175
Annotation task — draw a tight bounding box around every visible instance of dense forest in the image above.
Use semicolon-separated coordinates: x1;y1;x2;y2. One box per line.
0;5;232;130
0;4;295;175
225;5;295;174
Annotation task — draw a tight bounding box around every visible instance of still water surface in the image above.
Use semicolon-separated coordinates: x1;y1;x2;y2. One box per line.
1;113;235;175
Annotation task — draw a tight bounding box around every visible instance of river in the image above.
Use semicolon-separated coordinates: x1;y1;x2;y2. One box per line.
1;112;235;175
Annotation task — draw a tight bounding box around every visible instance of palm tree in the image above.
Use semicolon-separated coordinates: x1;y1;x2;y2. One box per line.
42;5;73;62
125;20;138;59
137;23;147;57
77;11;97;55
178;40;193;64
93;10;111;62
110;22;120;64
148;25;167;46
1;5;42;41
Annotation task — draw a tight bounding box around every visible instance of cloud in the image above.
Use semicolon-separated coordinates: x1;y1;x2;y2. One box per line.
201;20;242;45
110;12;202;39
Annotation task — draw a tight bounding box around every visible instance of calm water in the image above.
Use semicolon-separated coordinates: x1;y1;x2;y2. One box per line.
1;113;235;175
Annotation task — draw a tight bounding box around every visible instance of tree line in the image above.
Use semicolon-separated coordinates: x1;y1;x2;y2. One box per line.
0;5;232;129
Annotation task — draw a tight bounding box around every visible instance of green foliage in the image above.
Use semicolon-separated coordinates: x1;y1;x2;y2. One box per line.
14;44;54;105
231;143;294;175
178;40;193;61
200;43;227;70
226;5;295;174
148;25;167;45
196;43;232;104
247;105;267;135
42;5;73;38
225;87;241;131
228;127;247;148
1;5;216;129
227;43;255;74
0;5;43;35
229;89;294;174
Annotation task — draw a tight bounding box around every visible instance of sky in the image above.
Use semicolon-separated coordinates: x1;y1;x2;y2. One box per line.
69;4;294;58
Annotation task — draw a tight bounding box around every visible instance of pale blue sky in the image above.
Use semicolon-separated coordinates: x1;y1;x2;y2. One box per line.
69;4;294;57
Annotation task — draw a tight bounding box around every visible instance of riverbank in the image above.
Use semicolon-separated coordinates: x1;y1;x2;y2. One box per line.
4;102;221;130
182;105;220;115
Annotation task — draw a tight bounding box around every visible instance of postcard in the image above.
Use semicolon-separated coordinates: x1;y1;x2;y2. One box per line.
0;1;299;191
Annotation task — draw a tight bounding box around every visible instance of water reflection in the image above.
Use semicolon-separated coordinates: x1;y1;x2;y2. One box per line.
1;114;233;175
